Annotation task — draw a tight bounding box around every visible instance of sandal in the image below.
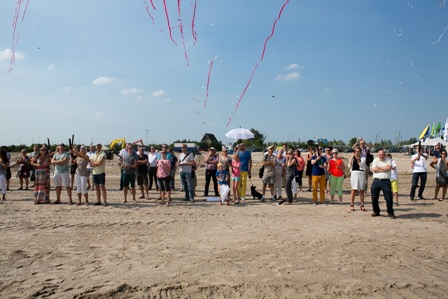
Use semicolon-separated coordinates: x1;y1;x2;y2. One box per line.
360;205;367;212
350;204;355;211
439;198;444;202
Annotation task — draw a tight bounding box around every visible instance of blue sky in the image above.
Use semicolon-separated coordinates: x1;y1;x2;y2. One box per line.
1;0;447;147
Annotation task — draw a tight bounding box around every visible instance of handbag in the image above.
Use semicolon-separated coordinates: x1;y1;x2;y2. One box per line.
258;166;264;178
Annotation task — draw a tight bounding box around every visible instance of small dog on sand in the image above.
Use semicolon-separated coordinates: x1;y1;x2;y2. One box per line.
250;185;263;200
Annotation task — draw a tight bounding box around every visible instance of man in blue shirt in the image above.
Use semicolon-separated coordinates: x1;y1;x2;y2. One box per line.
311;147;327;205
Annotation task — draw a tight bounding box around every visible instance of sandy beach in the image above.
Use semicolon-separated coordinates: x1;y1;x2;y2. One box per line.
1;152;448;298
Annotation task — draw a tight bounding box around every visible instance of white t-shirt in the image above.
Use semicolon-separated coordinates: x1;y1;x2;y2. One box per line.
371;157;391;179
178;152;194;173
411;154;427;173
148;152;158;167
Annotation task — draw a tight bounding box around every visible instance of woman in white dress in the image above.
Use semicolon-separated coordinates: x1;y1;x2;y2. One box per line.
348;147;367;212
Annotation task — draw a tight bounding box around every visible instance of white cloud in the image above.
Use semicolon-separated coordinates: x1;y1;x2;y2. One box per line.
285;63;299;70
91;76;116;85
152;90;165;97
63;86;72;92
95;112;103;117
47;64;56;71
0;48;25;61
121;87;144;96
163;98;172;102
276;72;299;81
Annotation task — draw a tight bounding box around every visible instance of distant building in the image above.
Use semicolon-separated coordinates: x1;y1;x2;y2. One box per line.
201;133;218;145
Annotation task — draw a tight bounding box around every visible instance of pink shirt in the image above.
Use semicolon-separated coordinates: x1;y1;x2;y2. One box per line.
157;160;171;178
231;160;241;178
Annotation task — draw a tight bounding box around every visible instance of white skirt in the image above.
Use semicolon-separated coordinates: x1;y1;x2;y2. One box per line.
350;171;366;190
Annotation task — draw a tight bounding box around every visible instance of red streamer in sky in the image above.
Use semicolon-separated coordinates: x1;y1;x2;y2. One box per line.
191;0;198;45
226;63;259;127
260;0;289;61
7;0;29;75
149;0;156;10
204;60;214;108
143;0;155;24
227;0;290;126
162;0;178;46
178;0;190;66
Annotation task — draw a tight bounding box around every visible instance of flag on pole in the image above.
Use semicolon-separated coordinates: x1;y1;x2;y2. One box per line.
430;122;435;138
444;118;448;142
419;124;430;141
436;120;442;136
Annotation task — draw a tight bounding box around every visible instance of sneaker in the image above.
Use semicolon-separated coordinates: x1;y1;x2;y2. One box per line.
418;196;425;200
410;197;415;201
388;214;396;219
371;212;380;217
260;196;265;202
270;196;276;202
240;197;245;201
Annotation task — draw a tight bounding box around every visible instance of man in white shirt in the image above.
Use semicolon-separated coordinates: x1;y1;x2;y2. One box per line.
147;146;159;191
370;150;395;219
410;145;428;200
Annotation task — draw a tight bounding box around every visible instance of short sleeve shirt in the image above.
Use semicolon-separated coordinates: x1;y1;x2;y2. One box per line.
53;152;70;174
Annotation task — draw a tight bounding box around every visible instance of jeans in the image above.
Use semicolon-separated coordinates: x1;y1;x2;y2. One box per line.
410;172;427;198
371;178;394;215
148;167;157;190
180;171;194;201
204;169;218;196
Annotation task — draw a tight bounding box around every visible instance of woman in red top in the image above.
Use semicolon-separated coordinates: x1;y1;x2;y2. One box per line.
327;149;345;204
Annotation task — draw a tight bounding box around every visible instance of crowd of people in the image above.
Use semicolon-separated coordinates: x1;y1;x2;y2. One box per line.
0;140;447;220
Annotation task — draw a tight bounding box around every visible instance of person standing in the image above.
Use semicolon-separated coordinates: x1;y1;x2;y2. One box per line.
0;149;9;200
216;163;230;205
348;147;367;211
73;146;90;206
91;144;108;206
230;149;241;204
16;149;31;190
305;146;315;192
311;147;327;205
157;150;172;206
0;146;12;191
410;145;428;200
261;145;276;202
429;149;448;201
29;145;40;187
238;143;252;201
294;149;306;194
387;153;400;206
328;149;345;204
203;147;219;197
136;146;149;199
51;143;73;205
370;150;395;219
279;149;297;205
147;146;158;191
122;145;138;203
178;144;195;203
30;147;51;204
274;149;285;200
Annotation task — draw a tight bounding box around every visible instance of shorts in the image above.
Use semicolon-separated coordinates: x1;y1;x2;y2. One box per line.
93;173;106;186
123;173;136;188
158;176;171;191
262;173;275;185
53;172;70;188
136;172;148;186
231;177;240;181
391;180;399;193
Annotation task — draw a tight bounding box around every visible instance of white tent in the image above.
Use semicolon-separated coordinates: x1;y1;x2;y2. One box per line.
410;137;448;147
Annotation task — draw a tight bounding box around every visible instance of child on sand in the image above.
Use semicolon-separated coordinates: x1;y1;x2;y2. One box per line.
230;150;241;204
216;163;230;205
